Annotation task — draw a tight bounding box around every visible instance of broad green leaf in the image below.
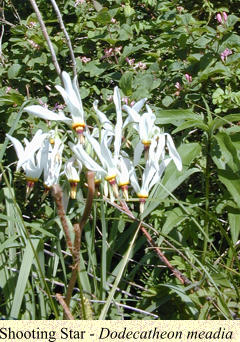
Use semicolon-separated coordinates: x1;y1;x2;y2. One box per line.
118;24;133;41
212;113;240;131
83;61;106;77
217;169;240;205
172;119;208;133
228;211;240;245
213;132;240;172
92;0;103;12
155;109;200;126
8;64;21;79
119;72;133;96
124;4;135;17
158;207;186;245
95;8;111;25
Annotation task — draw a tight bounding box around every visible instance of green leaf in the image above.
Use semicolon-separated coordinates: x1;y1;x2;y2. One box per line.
92;0;103;12
158;207;186;245
10;237;40;319
118;24;133;41
7;64;21;79
213;132;240;172
172;119;209;134
83;61;106;77
155;109;199;126
228;211;240;245
95;8;111;25
162;95;174;107
212;113;240;131
124;4;135;17
119;72;133;96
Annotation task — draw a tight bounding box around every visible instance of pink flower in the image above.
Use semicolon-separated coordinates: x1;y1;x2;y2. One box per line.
222;12;228;22
134;61;147;70
111;18;116;24
175;82;181;90
175;82;182;96
53;103;65;111
27;39;40;50
185;73;192;83
115;46;122;55
104;48;114;57
125;57;135;66
75;0;85;6
81;56;91;63
177;6;184;13
216;12;228;24
216;13;223;24
221;48;232;62
122;97;128;105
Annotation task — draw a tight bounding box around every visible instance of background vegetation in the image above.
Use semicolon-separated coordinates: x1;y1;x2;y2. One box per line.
0;0;240;319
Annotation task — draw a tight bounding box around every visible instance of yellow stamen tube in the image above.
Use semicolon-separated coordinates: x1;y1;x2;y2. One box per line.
69;180;79;199
72;122;86;144
119;182;130;201
137;193;148;214
142;140;151;160
105;174;119;198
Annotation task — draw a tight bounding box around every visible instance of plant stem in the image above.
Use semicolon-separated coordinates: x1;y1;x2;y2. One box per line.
64;171;95;317
56;293;74;320
50;0;77;79
202;133;211;261
28;0;62;80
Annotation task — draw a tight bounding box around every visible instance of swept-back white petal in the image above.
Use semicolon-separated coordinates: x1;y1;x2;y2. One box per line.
133;141;144;166
24;105;71;122
93;100;113;132
6;134;24;160
165;133;182;171
132;98;147;112
69;142;106;176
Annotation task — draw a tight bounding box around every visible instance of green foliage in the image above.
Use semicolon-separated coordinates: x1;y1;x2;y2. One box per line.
0;0;240;320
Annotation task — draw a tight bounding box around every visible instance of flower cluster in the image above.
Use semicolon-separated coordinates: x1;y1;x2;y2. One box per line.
7;72;182;213
216;12;228;24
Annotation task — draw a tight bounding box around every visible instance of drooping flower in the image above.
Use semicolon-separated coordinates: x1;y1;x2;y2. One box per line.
6;130;49;195
43;134;64;189
24;71;86;142
216;12;228;24
221;48;232;62
129;134;182;213
63;157;82;199
185;73;192;83
55;71;86;140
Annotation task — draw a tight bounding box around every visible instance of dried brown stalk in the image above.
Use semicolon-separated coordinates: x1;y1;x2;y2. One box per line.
28;0;62;80
49;0;77;79
51;185;74;256
56;293;74;320
65;171;95;312
103;196;192;286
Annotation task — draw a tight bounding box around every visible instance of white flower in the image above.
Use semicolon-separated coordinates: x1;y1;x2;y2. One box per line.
69;141;106;178
24;71;86;141
6;130;49;195
129;136;181;213
44;135;64;188
24;105;71;123
93;87;123;153
116;155;131;200
63;157;82;199
55;71;85;133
